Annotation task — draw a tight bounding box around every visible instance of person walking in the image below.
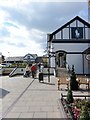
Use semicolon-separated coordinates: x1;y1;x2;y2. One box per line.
40;63;44;73
24;64;31;77
38;62;41;72
31;63;37;78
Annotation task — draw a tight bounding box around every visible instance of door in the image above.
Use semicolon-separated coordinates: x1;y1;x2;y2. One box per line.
56;52;66;68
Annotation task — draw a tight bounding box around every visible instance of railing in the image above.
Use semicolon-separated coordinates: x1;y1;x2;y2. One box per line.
61;93;90;100
9;67;17;77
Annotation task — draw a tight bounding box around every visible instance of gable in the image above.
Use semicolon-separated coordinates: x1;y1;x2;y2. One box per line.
23;54;35;60
49;16;90;42
51;16;90;35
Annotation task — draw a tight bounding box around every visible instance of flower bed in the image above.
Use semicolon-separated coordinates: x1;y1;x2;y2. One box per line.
61;94;90;120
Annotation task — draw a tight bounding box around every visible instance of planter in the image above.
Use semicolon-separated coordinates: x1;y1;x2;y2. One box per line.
61;94;90;120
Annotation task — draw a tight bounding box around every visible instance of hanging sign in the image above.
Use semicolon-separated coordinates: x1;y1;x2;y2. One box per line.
71;27;83;39
86;54;90;60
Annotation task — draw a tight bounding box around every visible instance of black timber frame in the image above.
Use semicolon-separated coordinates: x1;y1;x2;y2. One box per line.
48;16;90;75
48;16;90;42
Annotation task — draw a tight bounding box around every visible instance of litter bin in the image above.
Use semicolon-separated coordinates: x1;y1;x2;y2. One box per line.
39;72;43;82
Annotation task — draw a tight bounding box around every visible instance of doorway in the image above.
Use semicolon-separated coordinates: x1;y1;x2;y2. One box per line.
55;51;66;68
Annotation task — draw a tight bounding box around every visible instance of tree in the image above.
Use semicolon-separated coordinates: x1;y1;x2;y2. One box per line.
1;55;5;62
70;65;79;90
67;89;73;103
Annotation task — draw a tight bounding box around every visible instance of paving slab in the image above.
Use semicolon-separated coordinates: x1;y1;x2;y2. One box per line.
0;75;89;119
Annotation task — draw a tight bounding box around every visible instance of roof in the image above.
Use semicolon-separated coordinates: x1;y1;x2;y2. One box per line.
83;47;90;54
23;53;37;59
5;56;24;62
5;53;38;62
49;16;90;41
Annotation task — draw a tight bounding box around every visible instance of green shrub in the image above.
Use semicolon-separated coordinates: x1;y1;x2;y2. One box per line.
67;89;73;103
70;65;79;90
85;100;90;108
9;63;27;68
80;105;90;120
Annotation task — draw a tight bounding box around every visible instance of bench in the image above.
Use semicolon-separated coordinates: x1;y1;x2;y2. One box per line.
57;77;69;90
77;76;90;90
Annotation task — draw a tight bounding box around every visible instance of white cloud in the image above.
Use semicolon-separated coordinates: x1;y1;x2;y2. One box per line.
0;10;9;25
0;0;30;7
0;1;88;57
0;40;44;57
0;19;45;57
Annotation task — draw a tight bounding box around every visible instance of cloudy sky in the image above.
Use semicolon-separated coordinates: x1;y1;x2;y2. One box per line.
0;0;88;57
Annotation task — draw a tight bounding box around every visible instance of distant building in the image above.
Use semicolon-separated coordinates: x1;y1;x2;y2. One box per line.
5;56;24;63
5;53;38;64
48;16;90;75
35;56;49;68
23;53;37;64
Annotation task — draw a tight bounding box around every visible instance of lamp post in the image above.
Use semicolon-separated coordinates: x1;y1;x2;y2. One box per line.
47;34;51;83
48;48;51;83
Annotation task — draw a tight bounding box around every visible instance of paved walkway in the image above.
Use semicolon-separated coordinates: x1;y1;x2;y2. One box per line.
0;76;67;119
0;75;89;119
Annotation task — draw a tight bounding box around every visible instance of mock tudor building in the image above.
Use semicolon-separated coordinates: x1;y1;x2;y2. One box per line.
48;16;90;75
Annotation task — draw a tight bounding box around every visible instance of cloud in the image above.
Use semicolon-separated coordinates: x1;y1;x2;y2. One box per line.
1;2;87;32
0;0;88;57
4;22;19;28
0;27;10;37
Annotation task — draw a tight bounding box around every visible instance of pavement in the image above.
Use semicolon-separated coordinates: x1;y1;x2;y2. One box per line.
0;75;89;119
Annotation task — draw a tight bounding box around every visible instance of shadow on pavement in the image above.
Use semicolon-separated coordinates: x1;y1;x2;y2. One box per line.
39;81;55;85
0;88;10;98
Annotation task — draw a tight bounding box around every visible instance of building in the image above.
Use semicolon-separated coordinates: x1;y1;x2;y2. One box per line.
5;53;37;64
35;56;49;67
5;56;24;63
23;53;37;64
48;16;90;75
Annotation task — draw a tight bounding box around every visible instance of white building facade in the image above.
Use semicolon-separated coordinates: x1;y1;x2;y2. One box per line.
48;16;90;75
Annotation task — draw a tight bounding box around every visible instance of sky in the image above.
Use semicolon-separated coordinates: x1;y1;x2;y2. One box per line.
0;0;88;57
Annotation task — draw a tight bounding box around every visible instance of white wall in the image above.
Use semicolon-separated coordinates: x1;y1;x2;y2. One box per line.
50;57;55;67
66;54;83;74
84;55;89;74
52;43;88;52
51;43;89;74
